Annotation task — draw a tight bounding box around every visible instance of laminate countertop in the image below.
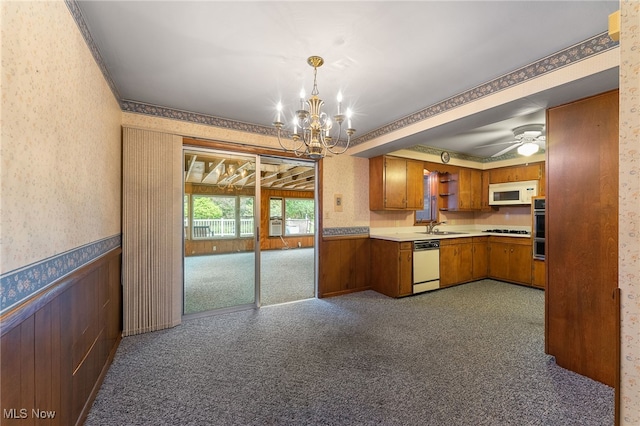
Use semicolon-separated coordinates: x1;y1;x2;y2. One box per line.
369;230;531;242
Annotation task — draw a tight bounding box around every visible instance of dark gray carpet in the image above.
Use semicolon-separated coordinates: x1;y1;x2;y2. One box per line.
184;248;315;314
86;280;613;426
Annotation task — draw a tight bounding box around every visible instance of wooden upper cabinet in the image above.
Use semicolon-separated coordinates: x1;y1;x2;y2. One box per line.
480;170;493;211
369;155;424;210
405;159;425;209
440;167;483;211
489;163;543;184
465;168;483;210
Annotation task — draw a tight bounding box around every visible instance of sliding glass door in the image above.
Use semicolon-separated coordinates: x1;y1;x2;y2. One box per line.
183;148;259;316
182;148;316;317
259;156;316;305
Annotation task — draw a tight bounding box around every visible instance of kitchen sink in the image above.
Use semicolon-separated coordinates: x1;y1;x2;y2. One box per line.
421;231;468;235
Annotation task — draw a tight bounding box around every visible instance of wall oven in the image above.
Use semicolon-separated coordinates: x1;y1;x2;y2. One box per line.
533;197;545;260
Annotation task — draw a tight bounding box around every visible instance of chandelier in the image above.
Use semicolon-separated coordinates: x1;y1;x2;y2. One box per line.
273;56;355;160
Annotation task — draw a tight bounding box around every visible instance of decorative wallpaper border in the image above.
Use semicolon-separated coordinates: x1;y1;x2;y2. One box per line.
406;144;545;163
66;0;617;152
323;227;370;238
0;234;122;313
120;100;279;137
356;32;618;147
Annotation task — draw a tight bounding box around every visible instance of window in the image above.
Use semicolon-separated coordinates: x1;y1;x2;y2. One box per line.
191;194;254;239
269;197;315;236
415;170;438;223
239;196;254;237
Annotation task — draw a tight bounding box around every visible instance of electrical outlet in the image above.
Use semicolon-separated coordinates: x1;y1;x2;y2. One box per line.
298;242;302;248
212;245;217;252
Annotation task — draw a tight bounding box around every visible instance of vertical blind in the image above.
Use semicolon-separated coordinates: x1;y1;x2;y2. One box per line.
122;127;182;336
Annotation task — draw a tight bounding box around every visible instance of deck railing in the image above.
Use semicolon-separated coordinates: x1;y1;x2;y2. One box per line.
187;218;254;238
185;217;314;238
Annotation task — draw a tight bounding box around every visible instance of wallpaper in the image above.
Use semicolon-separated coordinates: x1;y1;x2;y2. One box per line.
0;1;122;311
321;154;370;230
619;1;640;423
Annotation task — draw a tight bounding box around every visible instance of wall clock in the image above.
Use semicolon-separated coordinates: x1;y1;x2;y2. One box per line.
441;151;450;163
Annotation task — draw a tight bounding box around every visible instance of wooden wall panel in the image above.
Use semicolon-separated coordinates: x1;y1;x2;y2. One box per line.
0;248;122;426
260;188;315;251
1;324;27;425
546;90;619;387
34;304;54;425
353;238;371;290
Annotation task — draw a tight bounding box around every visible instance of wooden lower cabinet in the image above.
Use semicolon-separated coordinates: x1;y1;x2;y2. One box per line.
488;236;532;285
370;239;413;297
472;237;489;279
532;259;546;289
439;238;473;287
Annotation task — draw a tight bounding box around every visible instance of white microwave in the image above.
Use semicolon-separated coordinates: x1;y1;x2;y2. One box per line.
489;180;538;206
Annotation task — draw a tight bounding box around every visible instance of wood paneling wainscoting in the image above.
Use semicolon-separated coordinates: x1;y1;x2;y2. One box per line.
318;236;371;298
0;248;122;426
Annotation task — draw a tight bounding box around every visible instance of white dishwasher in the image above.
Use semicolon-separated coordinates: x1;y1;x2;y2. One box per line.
413;240;440;294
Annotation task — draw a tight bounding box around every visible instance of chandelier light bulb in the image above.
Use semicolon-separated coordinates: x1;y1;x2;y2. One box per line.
299;89;306;110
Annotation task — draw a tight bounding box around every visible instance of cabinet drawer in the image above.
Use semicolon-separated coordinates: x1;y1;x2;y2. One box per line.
488;236;531;246
399;242;413;250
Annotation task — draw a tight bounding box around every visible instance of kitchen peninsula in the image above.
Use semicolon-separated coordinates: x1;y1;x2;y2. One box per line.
369;227;538;298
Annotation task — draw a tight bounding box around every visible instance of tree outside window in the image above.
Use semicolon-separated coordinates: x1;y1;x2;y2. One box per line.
191;195;254;238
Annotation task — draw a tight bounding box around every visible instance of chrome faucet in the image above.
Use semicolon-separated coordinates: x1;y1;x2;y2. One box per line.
425;220;446;234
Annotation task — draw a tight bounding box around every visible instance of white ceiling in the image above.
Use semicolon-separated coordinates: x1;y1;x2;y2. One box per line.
76;1;619;159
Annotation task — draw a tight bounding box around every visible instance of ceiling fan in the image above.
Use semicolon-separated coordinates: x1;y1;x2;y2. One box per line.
477;124;546;157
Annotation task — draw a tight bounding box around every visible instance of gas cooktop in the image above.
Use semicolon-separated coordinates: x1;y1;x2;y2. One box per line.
483;229;530;235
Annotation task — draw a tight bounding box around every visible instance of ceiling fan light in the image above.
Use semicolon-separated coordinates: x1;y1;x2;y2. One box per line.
517;142;540;156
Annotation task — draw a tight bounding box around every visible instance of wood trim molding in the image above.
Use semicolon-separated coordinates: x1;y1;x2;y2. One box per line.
183;137;301;159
